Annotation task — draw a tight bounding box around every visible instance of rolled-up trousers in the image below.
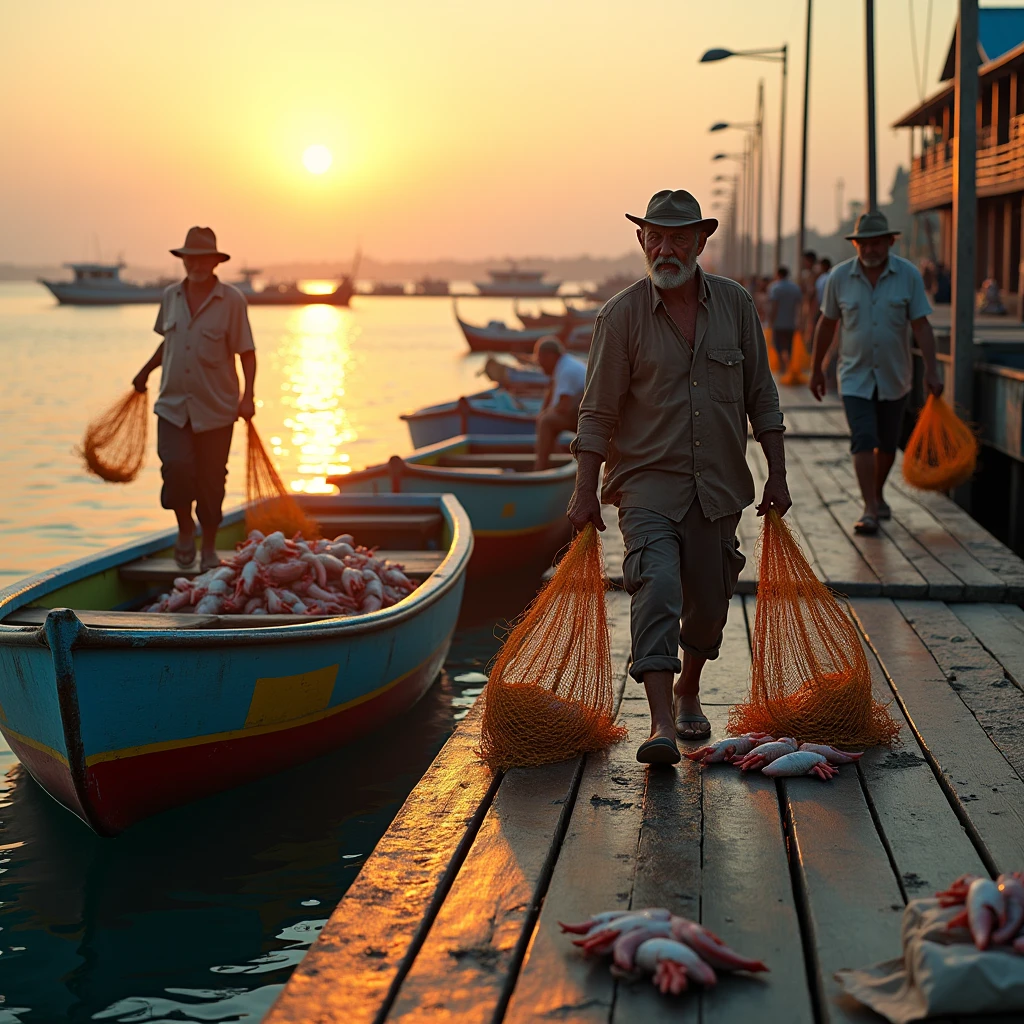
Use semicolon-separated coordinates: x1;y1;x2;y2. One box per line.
157;416;234;527
619;501;745;682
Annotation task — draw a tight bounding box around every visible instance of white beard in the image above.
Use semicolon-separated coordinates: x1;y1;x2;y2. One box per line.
645;251;698;289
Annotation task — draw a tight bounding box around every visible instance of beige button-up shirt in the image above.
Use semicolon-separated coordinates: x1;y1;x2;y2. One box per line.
153;279;255;433
572;272;784;521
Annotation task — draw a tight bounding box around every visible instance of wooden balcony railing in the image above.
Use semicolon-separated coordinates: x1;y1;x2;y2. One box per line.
908;134;1024;211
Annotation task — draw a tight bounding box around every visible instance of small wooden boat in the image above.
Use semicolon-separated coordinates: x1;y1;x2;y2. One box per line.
401;389;542;448
454;301;553;354
482;357;549;396
514;301;599;330
0;494;472;836
330;436;574;578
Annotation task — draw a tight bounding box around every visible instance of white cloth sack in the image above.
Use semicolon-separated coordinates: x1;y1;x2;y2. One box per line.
835;898;1024;1023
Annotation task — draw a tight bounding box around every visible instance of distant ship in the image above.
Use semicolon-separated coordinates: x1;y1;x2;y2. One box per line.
233;268;355;306
474;262;561;298
414;277;450;296
368;281;406;296
38;262;175;305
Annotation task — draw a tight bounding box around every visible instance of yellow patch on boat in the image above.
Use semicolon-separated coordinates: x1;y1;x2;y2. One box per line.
501;502;516;518
245;665;339;728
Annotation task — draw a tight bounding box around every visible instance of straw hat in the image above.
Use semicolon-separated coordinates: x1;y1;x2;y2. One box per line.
626;190;718;236
170;226;230;262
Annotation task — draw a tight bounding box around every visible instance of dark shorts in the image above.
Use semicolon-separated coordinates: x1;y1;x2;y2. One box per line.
772;328;794;356
841;392;909;455
156;416;234;526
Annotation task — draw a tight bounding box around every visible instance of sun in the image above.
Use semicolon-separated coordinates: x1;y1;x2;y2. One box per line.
302;144;333;175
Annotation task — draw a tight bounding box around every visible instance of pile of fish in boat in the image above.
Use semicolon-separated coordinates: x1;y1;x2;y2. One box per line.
560;908;767;994
937;872;1024;953
683;733;863;780
142;530;418;616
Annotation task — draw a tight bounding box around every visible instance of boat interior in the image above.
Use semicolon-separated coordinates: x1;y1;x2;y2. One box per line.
1;497;452;632
405;436;573;474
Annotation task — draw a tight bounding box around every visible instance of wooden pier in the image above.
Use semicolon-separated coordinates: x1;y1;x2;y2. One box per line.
266;387;1024;1024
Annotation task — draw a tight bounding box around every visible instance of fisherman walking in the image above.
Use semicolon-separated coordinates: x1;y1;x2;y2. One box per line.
567;189;790;764
767;266;803;374
132;226;257;570
809;211;943;535
533;335;586;470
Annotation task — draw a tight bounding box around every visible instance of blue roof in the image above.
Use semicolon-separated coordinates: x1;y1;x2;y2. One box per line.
941;7;1024;80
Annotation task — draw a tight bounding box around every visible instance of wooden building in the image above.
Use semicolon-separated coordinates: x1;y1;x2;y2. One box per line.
895;8;1024;307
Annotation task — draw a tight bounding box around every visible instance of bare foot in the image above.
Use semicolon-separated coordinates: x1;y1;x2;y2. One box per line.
673;692;710;739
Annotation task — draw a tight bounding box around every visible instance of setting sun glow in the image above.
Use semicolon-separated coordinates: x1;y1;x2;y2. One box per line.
302;144;333;175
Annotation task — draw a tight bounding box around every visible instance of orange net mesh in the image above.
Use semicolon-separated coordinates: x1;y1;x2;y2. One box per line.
478;525;627;771
902;394;978;492
779;330;808;386
79;389;149;483
728;510;900;748
245;420;319;537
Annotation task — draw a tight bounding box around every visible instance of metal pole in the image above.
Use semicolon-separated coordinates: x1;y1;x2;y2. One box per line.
951;0;978;424
797;0;813;262
865;0;878;209
745;140;753;283
757;80;765;278
776;45;788;269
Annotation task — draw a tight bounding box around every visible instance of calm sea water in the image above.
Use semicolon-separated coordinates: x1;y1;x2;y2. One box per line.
0;281;552;1022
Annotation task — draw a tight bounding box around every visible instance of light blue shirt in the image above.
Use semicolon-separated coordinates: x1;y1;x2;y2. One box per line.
822;254;932;400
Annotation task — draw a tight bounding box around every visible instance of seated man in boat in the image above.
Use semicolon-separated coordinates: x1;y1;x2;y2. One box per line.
533;336;586;470
132;227;257;571
567;190;790;763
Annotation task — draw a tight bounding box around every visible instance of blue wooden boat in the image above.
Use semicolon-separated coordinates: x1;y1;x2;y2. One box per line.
401;388;542;448
330;435;574;578
0;494;472;836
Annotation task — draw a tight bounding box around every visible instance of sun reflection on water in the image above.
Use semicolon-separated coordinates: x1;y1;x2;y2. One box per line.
270;304;357;495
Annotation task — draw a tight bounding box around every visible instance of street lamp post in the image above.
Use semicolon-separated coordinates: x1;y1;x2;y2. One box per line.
701;45;787;270
713;152;750;281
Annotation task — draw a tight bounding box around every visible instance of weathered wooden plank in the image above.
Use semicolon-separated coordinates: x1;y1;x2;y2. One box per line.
792;442;928;598
698;595;751;705
1;608;221;629
897;601;1024;783
386;759;583;1023
948;603;1024;693
852;599;1024;872
265;703;498;1024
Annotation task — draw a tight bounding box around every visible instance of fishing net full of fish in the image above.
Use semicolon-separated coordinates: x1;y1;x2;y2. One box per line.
728;510;900;749
79;389;149;483
478;525;627;771
245;420;319;538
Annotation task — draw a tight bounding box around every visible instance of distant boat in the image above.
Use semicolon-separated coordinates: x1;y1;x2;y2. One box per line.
584;273;638;302
232;268;355;307
414;277;450;296
474;262;561;297
368;282;407;296
454;306;553;355
38;262;175;305
514;300;599;330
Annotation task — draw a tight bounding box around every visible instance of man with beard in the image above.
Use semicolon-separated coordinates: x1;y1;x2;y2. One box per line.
567;190;790;763
809;211;942;535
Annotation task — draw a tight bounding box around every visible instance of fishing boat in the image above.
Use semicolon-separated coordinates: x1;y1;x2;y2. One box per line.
232;268;356;307
454;304;552;355
584;272;637;302
401;389;542;448
38;262;176;305
368;282;406;296
330;436;574;578
414;277;450;296
0;493;472;836
474;263;561;297
514;301;599;330
481;357;550;396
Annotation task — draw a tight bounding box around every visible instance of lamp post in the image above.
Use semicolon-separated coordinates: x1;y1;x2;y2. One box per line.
701;45;787;269
713;152;750;281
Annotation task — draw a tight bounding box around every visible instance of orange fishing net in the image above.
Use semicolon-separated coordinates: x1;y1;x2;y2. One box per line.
478;525;627;771
902;394;978;492
245;420;319;537
779;330;808;386
79;389;148;483
729;510;900;748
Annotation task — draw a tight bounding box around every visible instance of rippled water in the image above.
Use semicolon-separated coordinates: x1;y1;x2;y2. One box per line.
0;282;549;1022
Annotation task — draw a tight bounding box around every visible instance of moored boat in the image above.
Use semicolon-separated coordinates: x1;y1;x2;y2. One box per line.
514;301;599;330
454;306;553;354
330;436;574;578
0;493;472;836
474;262;561;297
38;262;176;305
232;268;355;306
401;389;542;447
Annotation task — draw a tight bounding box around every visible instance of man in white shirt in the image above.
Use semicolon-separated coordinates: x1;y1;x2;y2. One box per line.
533;336;585;469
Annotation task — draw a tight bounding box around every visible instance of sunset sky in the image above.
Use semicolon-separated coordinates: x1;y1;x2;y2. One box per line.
1;1;1009;267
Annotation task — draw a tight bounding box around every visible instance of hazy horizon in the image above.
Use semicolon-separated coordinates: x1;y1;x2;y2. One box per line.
2;1;1004;265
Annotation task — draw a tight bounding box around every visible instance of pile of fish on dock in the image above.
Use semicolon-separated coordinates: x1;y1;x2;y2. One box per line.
142;530;419;616
561;908;767;995
938;872;1024;953
684;733;864;780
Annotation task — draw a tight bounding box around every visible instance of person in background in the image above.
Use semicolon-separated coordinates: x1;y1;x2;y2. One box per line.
767;266;803;373
933;261;952;304
133;226;257;570
800;249;819;339
815;256;833;317
809;211;943;535
533;335;585;470
567;189;789;762
814;257;838;391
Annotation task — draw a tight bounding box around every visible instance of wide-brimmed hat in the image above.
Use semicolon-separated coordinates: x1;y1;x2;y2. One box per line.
170;226;230;262
626;189;718;236
845;210;900;241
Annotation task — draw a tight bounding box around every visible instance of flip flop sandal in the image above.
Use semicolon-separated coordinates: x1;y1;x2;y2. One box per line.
674;713;712;740
636;736;681;765
174;543;196;569
877;500;892;520
854;515;880;535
